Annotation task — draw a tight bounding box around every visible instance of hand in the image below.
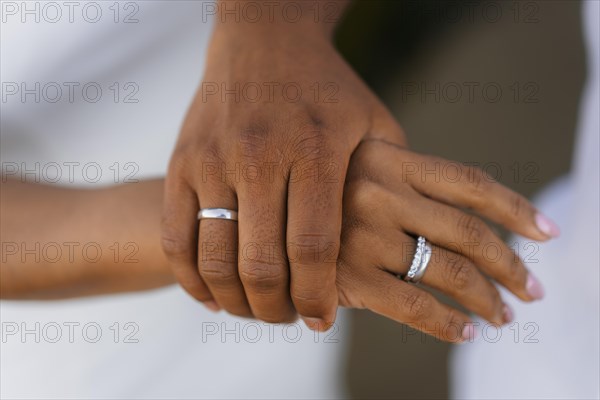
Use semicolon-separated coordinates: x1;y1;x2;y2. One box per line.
161;4;406;329
335;140;558;342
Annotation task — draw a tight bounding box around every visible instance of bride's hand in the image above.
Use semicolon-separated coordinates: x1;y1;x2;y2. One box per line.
335;140;558;343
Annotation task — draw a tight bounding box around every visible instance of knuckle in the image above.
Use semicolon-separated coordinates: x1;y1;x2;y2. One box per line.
402;291;432;321
238;121;271;160
167;148;194;178
444;256;475;292
505;259;524;283
342;181;389;230
336;279;366;309
345;179;380;207
282;120;347;186
345;163;377;185
304;111;328;131
286;121;334;165
199;141;226;171
199;261;238;286
444;309;465;338
291;286;330;312
240;262;285;292
292;288;328;307
199;142;239;187
288;231;339;266
510;193;527;218
167;156;185;177
465;166;489;206
456;214;486;244
160;226;189;259
341;212;373;238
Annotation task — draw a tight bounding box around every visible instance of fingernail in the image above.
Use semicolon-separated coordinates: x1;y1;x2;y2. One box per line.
302;317;330;332
461;323;477;342
203;300;221;312
502;304;514;324
526;273;545;300
535;213;561;238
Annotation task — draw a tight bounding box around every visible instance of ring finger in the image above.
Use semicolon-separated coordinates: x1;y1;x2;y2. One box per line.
371;228;509;325
197;189;252;317
399;196;538;302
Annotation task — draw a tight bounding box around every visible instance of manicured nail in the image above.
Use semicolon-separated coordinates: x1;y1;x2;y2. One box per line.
502;304;514;324
526;273;545;300
461;323;477;342
535;213;561;238
203;300;221;312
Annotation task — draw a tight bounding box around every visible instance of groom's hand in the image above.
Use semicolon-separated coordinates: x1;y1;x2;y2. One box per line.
161;0;406;330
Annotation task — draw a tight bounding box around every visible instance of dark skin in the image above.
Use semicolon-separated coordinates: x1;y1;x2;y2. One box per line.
162;0;556;332
162;0;404;330
2;141;553;342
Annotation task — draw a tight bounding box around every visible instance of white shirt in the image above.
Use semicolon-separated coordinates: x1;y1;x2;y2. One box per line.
0;2;348;398
450;1;600;398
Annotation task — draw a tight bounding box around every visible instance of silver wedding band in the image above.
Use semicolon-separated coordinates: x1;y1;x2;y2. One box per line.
403;236;432;283
197;208;238;221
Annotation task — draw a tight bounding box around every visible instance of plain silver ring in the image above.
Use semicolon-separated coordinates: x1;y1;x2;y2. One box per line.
197;208;238;221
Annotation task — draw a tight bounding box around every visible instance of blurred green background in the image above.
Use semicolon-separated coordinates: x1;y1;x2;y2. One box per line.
335;1;585;398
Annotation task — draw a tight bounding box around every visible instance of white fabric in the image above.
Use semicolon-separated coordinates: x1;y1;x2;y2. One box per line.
450;1;600;398
0;2;348;398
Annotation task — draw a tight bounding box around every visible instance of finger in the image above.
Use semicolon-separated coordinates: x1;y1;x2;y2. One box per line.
353;141;559;240
405;153;560;240
161;175;216;309
337;175;474;342
365;103;408;147
237;184;296;324
286;149;345;331
197;188;252;318
355;267;475;343
361;142;560;241
395;194;542;302
367;229;507;325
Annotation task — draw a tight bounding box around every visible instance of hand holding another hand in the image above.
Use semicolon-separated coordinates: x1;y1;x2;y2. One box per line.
162;8;406;330
161;1;558;337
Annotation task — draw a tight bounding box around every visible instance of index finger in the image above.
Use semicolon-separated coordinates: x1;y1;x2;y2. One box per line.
405;153;560;240
362;143;560;241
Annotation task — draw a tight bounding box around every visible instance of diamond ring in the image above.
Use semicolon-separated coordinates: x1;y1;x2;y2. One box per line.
403;236;432;283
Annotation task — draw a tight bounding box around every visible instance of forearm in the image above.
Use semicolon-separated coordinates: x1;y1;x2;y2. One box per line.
0;179;173;300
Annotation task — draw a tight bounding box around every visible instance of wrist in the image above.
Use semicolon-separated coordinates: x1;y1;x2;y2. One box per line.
211;0;350;44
